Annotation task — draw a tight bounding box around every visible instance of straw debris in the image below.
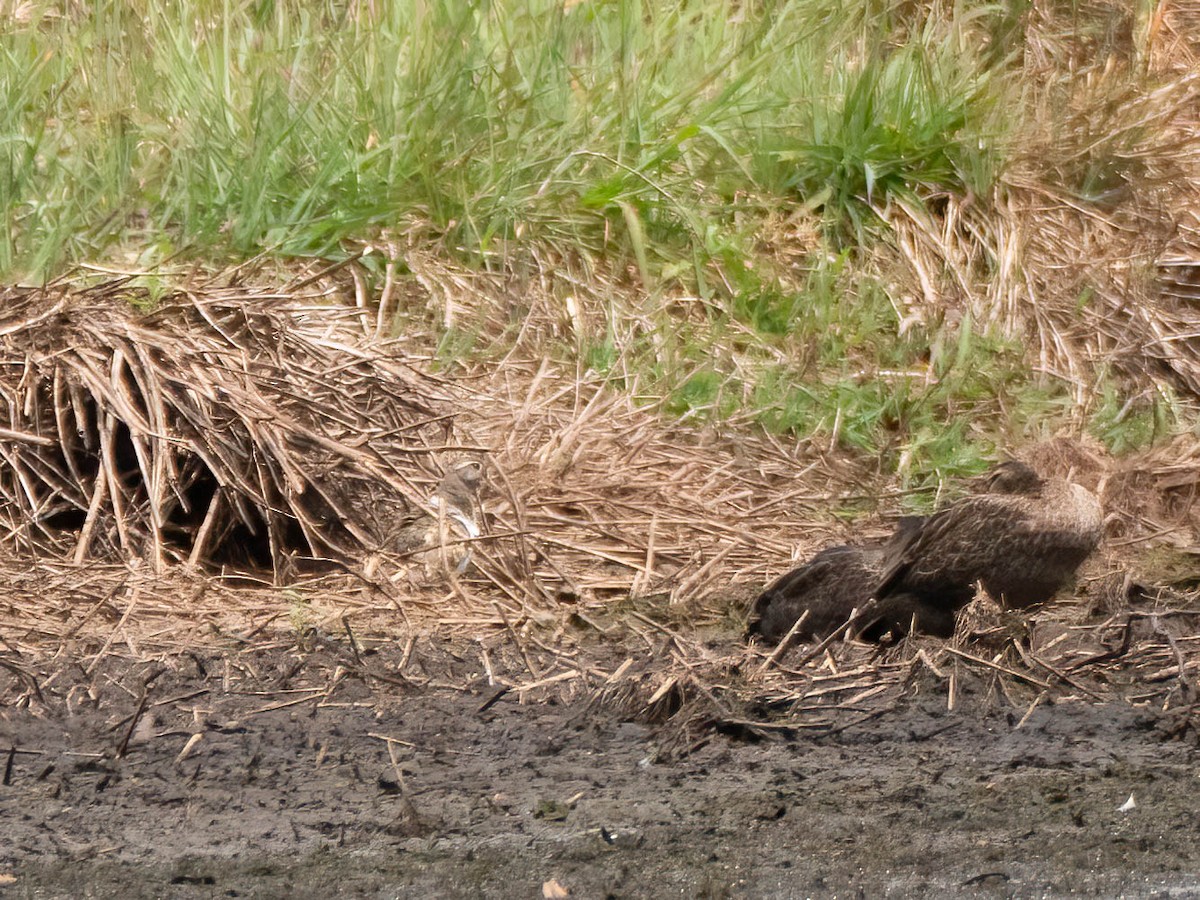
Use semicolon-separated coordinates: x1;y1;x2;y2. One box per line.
1;266;1199;742
0;282;464;574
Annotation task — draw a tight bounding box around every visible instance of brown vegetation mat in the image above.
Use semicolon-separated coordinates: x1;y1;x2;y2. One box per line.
1;556;1198;754
1;279;1198;740
0;281;462;570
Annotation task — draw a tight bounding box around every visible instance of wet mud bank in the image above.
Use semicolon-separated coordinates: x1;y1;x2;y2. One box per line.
2;650;1199;899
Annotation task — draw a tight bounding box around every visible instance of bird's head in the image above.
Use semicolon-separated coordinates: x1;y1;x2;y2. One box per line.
979;460;1043;496
450;458;484;493
434;457;485;512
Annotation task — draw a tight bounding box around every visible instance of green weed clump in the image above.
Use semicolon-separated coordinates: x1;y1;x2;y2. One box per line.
1089;383;1179;456
750;8;1008;244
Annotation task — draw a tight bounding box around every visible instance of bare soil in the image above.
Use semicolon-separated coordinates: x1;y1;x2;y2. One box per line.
3;641;1199;900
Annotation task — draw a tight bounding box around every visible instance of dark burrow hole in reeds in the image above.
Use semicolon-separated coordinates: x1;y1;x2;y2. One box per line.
0;283;460;580
32;392;307;572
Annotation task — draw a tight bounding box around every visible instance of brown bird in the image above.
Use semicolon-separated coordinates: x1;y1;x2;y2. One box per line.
749;526;957;644
388;458;484;576
875;460;1103;611
749;461;1103;646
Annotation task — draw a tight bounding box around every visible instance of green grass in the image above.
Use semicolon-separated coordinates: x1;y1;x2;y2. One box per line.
1;0;1009;278
1089;382;1180;455
749;6;1008;243
0;0;1189;480
666;258;1074;484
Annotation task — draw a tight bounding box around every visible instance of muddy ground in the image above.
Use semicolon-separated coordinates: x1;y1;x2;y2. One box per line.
2;641;1199;900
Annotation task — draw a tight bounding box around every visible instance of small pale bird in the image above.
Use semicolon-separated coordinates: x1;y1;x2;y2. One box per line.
388;459;484;578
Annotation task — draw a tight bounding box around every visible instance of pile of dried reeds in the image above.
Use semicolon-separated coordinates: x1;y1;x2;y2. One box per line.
460;357;887;609
885;4;1200;405
0;272;880;635
0;281;465;574
0;277;1196;739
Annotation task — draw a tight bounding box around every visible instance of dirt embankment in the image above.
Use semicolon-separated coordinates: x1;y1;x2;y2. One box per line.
2;644;1198;900
2;285;1200;899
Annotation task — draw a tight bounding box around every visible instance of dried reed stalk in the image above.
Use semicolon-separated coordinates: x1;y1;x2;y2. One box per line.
0;283;461;572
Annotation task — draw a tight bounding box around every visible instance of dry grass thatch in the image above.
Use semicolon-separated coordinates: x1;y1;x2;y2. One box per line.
0;281;467;573
0;269;1198;739
883;5;1200;407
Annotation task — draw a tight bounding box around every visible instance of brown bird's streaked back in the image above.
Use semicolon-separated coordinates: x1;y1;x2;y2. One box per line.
875;461;1102;610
